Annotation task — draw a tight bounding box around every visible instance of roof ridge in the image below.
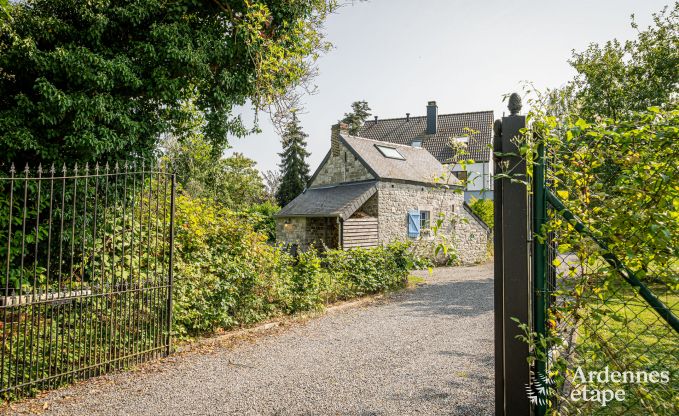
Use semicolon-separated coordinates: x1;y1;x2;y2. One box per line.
308;180;377;190
342;133;428;149
363;110;494;123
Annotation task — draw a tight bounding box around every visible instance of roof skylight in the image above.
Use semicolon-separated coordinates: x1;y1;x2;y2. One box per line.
375;144;405;160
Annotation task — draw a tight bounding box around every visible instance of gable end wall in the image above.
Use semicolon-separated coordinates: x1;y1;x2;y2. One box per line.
376;181;488;264
310;143;374;187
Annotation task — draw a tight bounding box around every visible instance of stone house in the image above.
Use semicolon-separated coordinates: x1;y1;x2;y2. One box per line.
357;101;494;202
274;124;490;264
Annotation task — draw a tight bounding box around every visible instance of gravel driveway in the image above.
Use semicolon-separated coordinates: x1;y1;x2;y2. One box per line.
5;262;494;416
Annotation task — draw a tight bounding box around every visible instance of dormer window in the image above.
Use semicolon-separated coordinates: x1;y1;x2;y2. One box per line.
411;139;423;148
375;144;405;160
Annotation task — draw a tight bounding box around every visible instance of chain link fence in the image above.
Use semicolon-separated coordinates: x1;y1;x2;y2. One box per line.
535;113;679;415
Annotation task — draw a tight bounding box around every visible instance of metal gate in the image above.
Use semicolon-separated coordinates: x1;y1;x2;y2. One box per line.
494;95;678;415
0;162;175;399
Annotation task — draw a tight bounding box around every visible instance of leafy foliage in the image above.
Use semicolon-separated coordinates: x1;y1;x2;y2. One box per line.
172;190;415;336
165;134;267;210
517;106;679;415
566;3;678;119
0;0;336;167
341;100;371;135
276;114;310;206
242;200;281;242
468;197;493;229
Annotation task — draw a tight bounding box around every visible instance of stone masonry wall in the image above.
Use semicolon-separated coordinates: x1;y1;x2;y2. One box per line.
376;181;488;265
306;217;339;249
275;217;339;250
311;145;373;187
454;207;490;264
352;193;378;217
275;217;306;248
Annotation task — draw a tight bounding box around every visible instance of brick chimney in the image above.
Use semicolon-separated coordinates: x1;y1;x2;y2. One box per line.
331;123;349;156
426;101;438;134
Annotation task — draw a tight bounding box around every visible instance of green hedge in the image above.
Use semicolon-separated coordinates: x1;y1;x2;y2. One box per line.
172;192;417;338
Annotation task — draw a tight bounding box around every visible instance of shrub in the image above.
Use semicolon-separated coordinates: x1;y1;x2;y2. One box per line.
468;197;493;229
172;192;416;338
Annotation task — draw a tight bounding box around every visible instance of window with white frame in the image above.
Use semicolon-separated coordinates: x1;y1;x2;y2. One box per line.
419;210;430;229
375;144;405;160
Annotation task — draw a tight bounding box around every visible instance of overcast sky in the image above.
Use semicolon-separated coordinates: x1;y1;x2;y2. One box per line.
225;0;671;173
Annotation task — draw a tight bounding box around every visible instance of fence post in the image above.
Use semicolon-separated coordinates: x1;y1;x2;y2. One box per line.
493;114;505;416
166;171;176;356
533;141;547;416
494;93;532;415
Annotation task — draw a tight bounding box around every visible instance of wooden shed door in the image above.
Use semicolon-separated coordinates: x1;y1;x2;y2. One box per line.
342;217;378;249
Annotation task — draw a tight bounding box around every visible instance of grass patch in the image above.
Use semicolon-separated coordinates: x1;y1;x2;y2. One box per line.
559;286;679;415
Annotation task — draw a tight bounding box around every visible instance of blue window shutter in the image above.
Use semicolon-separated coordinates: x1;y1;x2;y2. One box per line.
407;210;421;238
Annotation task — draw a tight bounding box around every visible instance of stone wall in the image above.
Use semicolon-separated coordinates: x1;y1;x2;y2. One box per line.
306;217;339;249
311;142;373;187
453;207;490;264
275;217;339;250
275;217;306;247
376;181;488;265
352;193;378;217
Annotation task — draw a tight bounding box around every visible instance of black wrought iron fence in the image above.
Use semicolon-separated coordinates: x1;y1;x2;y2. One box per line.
0;162;175;399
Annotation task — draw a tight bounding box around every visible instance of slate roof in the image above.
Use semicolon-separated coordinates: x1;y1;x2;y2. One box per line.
275;181;377;219
356;111;494;163
339;134;456;186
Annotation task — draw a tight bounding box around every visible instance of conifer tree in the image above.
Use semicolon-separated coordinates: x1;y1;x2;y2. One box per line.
276;115;311;206
341;101;372;135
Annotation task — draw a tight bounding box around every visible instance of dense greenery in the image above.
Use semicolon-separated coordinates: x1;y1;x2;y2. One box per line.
0;0;336;168
523;87;679;416
0;177;417;398
556;3;679;120
468;197;493;229
510;5;679;414
341;100;371;135
515;107;679;415
276;115;310;206
163;189;416;336
165;134;268;210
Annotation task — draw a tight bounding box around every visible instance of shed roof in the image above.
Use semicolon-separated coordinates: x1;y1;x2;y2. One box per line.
356;111;493;163
275;181;377;219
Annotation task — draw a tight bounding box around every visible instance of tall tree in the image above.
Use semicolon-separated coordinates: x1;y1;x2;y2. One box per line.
276;115;310;206
567;3;678;119
341;100;371;135
0;0;336;168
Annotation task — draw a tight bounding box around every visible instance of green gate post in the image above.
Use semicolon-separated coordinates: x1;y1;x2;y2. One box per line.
532;141;547;416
